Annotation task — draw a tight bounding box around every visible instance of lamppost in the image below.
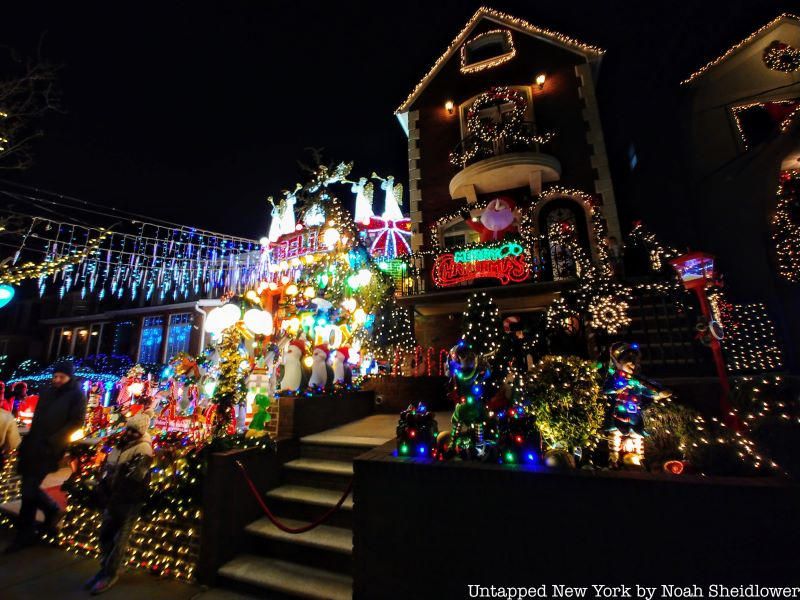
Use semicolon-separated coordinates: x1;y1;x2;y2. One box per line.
669;252;737;426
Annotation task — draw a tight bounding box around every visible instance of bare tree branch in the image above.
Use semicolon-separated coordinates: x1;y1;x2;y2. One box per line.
0;40;61;170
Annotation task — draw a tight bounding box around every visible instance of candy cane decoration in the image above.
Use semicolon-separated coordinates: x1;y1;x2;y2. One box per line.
439;348;449;377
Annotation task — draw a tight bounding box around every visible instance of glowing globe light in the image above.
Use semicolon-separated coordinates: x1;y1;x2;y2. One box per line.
285;284;299;297
127;382;145;396
243;308;274;336
323;227;341;249
285;317;301;334
259;236;269;246
341;298;357;313
357;268;372;285
303;356;314;368
203;381;217;396
245;290;260;303
347;274;361;289
206;303;241;335
353;308;367;324
303;286;316;299
0;284;14;309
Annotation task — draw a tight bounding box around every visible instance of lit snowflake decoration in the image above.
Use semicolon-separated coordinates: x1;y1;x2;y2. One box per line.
588;296;631;334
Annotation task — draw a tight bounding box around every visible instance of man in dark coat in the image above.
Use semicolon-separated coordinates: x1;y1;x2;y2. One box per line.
8;360;86;550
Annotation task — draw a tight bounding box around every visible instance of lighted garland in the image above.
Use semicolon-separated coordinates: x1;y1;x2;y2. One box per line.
0;229;110;285
763;40;800;73
772;170;800;282
211;328;247;437
627;221;681;272
448;86;555;169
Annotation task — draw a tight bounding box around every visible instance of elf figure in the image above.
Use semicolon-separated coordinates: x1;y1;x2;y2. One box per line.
246;392;271;438
603;342;670;468
444;342;496;460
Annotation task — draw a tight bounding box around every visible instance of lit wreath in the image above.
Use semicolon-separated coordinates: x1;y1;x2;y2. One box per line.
763;41;800;73
466;86;527;142
588;295;631;334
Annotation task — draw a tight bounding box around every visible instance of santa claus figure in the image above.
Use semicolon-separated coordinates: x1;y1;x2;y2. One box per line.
461;196;517;243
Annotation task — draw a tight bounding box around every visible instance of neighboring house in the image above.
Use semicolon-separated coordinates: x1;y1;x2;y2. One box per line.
393;7;623;349
668;14;799;371
40;298;222;365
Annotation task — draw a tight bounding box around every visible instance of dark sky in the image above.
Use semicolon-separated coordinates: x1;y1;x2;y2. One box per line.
1;1;794;239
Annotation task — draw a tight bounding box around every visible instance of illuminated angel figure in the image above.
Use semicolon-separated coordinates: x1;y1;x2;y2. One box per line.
279;186;300;236
351;177;374;226
602;342;671;468
267;197;282;243
374;173;404;221
365;173;411;258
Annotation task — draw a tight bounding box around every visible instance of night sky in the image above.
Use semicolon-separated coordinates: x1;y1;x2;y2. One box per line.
1;0;794;239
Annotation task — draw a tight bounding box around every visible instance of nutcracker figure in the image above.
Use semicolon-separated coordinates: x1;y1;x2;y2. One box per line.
603;342;670;468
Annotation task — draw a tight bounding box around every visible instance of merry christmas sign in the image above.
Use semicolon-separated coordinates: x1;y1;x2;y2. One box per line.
433;242;531;287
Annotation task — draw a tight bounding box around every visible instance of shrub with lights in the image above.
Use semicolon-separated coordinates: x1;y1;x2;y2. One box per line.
396;400;438;458
525;355;605;467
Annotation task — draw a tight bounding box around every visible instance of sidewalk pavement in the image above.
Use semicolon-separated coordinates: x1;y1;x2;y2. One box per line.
0;529;260;600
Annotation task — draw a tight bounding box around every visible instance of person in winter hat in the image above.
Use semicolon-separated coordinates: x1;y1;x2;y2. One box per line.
8;360;86;552
86;410;154;595
9;381;29;416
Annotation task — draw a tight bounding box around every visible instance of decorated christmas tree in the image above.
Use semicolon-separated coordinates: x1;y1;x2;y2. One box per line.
461;291;502;358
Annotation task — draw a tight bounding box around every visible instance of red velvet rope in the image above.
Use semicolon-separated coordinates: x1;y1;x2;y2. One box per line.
235;459;353;534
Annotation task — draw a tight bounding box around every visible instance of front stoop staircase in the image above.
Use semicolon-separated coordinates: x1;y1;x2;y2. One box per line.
218;433;386;600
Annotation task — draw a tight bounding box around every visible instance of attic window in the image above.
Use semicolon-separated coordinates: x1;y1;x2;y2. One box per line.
460;30;515;74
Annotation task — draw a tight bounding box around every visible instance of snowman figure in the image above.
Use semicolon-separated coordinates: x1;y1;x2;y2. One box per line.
279;339;307;392
332;347;353;385
308;344;331;390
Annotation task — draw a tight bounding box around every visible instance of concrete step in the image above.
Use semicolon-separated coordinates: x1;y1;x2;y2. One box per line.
219;554;352;600
266;485;354;511
246;517;352;555
284;458;354;476
299;434;385;462
283;459;353;491
264;484;353;529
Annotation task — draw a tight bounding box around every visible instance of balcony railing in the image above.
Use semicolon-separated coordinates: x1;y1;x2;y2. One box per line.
449;121;555;170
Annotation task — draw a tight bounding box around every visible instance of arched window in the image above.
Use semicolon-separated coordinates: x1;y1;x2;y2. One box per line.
538;198;591;281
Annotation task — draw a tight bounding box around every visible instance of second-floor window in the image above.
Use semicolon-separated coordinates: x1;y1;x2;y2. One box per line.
460;30;515;73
